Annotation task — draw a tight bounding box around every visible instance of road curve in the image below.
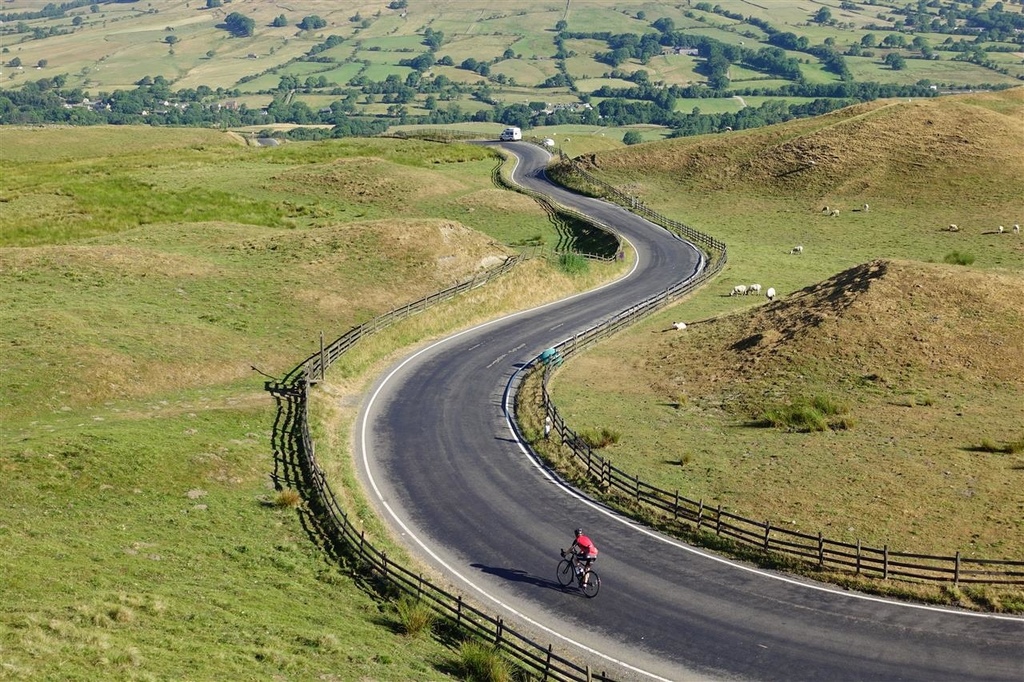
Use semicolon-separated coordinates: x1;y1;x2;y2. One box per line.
355;143;1024;681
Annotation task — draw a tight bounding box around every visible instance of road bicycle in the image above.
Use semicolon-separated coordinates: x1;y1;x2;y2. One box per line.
557;549;601;598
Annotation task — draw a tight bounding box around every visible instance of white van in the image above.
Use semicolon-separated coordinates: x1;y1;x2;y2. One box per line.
499;126;522;141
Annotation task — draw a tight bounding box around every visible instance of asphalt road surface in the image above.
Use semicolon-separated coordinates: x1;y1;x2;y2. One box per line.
355;142;1024;681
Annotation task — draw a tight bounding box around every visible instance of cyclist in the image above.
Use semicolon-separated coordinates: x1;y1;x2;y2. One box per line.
570;528;598;587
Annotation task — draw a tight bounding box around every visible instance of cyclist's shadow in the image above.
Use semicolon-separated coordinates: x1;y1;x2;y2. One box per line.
470;563;574;594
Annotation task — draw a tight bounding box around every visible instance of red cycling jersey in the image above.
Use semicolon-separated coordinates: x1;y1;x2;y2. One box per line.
573;534;598;558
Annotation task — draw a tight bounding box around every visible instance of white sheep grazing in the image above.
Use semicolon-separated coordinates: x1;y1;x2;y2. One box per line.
672;322;687;331
998;225;1005;234
730;284;748;296
1014;224;1021;234
766;287;776;301
863;203;869;212
948;224;959;232
830;209;840;217
790;245;803;254
747;283;762;295
821;206;830;214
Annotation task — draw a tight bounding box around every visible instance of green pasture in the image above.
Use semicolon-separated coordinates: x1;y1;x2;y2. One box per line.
643;54;703;86
358;35;428;52
437;34;519;65
508;34;559;60
846;55;1023;86
490;58;557;87
564;54;613;80
562;7;653;34
674;97;743;114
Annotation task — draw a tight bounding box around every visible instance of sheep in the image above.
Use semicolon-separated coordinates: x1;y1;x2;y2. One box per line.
948;224;959;232
821;205;830;214
790;245;803;254
747;283;762;295
1015;224;1021;235
830;209;840;217
766;287;776;301
672;322;687;331
998;225;1005;234
730;284;748;296
863;203;869;212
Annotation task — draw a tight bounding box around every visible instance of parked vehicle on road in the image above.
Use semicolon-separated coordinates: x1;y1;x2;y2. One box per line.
500;126;522;141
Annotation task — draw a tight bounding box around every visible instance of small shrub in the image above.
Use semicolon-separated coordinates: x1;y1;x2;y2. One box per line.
457;641;513;682
762;395;851;432
273;488;302;508
943;251;975;266
394;596;435;637
557;252;589;275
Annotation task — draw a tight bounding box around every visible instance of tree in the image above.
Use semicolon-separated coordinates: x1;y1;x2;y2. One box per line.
884;52;906;70
165;35;178;45
271;14;287;28
299;16;327;30
37;59;48;68
224;12;255;37
555;20;568;31
814;7;832;24
861;34;877;47
206;0;222;8
622;130;643;145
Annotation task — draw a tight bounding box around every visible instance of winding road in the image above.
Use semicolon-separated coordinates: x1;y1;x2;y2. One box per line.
355;143;1024;681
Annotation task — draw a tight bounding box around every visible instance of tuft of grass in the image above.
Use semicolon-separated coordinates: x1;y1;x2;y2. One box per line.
394;596;436;638
975;436;1024;455
273;488;303;509
944;251;975;266
557;252;590;275
581;427;621;448
456;641;514;682
761;395;851;432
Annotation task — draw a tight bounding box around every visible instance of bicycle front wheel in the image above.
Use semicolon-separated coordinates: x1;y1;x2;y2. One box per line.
556;559;575;588
581;570;600;598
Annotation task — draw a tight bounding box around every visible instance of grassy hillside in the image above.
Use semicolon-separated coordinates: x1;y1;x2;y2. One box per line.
546;91;1024;592
0;127;625;677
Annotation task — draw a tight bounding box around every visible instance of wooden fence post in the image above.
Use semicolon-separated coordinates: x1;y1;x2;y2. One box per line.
856;539;861;575
319;331;325;381
635;474;641;503
764;522;771;550
716;504;723;535
954;551;960;586
544;644;552;680
696;499;704;531
456;596;462;626
672;490;679;520
818;532;825;567
883;545;889;580
495;617;504;648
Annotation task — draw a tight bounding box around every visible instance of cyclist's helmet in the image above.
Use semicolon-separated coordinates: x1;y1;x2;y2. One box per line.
574;528;583;537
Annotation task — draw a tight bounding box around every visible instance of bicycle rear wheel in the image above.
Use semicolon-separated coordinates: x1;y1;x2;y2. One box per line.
556;559;575;588
580;570;600;598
